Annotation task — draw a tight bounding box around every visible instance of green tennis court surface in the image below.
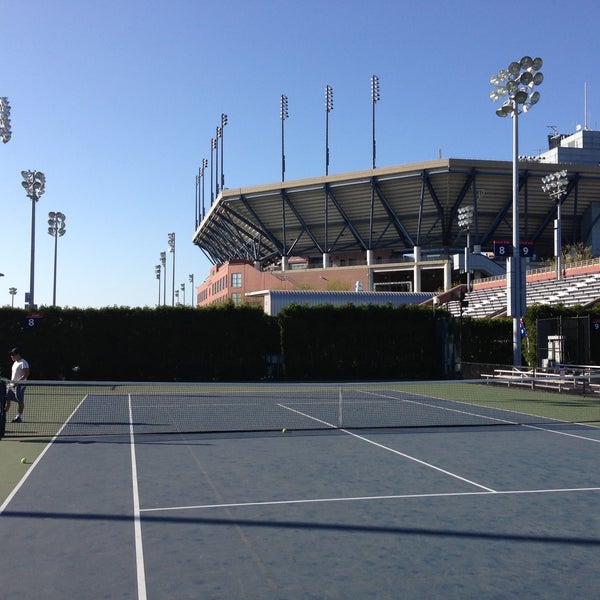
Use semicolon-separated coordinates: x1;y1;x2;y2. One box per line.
1;380;599;598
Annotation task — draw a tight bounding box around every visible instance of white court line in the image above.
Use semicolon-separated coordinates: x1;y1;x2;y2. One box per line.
360;390;519;425
362;389;600;443
277;404;497;492
0;395;91;515
129;395;147;600
141;486;600;514
523;423;600;442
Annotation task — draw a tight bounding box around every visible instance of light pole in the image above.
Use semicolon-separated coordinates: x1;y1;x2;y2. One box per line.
160;251;166;306
168;232;175;306
542;170;568;280
457;205;474;291
324;85;334;268
195;173;200;229
489;56;543;366
47;211;66;306
9;287;16;307
370;75;380;169
188;273;194;306
21;170;46;309
210;138;216;205
280;94;288;182
325;85;333;175
0;97;12;143
200;158;208;219
368;76;380;263
215;125;221;196
180;282;185;306
175;289;179;305
155;264;161;306
220;113;228;190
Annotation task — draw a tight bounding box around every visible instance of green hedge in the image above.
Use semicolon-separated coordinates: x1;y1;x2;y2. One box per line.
460;317;512;365
0;304;279;381
2;302;596;381
279;304;438;380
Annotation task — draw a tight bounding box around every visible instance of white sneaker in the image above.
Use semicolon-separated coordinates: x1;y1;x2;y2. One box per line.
11;415;22;423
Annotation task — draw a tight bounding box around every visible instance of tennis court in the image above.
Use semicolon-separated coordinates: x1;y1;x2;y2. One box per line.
1;380;599;599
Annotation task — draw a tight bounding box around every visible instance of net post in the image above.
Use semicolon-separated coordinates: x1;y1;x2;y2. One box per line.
338;386;343;428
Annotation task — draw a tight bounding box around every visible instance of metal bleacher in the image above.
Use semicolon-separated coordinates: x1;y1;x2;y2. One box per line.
444;269;600;318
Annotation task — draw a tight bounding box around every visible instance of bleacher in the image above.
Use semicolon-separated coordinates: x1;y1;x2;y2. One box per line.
444;268;600;318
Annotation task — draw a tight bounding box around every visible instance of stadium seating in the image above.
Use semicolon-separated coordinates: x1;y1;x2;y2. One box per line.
444;269;600;318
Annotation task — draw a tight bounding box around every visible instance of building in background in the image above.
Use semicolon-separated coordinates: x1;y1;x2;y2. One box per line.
193;128;600;309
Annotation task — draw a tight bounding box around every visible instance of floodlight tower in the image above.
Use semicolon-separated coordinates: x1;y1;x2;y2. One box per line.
47;211;66;306
368;76;380;265
280;94;289;182
371;75;380;169
489;56;543;366
200;158;208;220
541;170;568;280
168;233;175;306
220;113;228;190
189;273;194;306
160;251;167;306
155;265;161;306
325;85;333;175
215;125;221;196
210;137;216;205
324;85;334;269
457;205;474;291
0;97;12;143
21;170;46;309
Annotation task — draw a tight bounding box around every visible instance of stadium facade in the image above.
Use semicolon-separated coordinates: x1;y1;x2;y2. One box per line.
192;128;600;309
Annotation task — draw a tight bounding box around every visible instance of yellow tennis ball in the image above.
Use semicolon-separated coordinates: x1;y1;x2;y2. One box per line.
281;428;287;433
20;457;27;464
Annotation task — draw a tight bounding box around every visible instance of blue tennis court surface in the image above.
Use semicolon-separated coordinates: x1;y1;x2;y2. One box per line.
1;387;599;598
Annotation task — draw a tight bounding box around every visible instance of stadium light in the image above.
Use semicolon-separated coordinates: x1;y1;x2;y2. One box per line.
160;251;167;306
210;137;216;205
168;232;175;306
220;113;228;190
21;170;46;309
489;56;543;366
457;205;474;291
47;211;66;306
542;170;568;280
215;125;222;196
180;282;185;306
189;273;194;306
200;158;208;220
368;76;380;263
0;97;12;143
9;287;17;308
324;85;334;269
371;75;380;169
155;264;161;306
195;173;200;229
280;94;289;182
325;85;333;175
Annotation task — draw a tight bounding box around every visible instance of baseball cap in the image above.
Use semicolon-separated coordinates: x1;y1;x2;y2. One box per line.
10;347;20;355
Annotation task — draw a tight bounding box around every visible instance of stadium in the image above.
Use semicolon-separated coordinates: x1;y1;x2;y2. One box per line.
192;127;600;315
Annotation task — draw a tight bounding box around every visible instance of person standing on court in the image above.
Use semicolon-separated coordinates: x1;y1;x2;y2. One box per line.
5;347;30;423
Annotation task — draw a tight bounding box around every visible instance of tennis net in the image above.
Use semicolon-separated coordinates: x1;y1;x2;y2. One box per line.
1;378;599;438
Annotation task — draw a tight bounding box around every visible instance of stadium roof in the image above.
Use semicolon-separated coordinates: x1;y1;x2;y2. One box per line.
193;158;600;267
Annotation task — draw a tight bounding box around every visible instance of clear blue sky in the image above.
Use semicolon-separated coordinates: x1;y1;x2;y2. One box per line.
1;0;599;308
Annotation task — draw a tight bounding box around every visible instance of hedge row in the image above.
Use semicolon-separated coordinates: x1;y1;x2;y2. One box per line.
1;303;596;381
0;305;279;381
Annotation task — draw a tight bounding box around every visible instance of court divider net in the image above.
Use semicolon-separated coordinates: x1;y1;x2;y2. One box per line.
1;377;599;438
